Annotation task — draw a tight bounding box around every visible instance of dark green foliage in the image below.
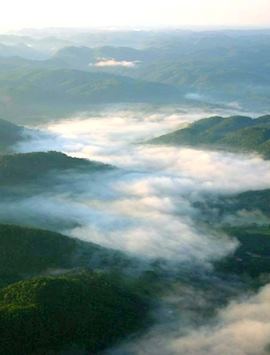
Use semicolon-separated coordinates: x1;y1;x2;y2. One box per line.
0;151;112;185
216;226;270;279
193;189;270;225
150;115;270;158
0;272;148;354
193;189;270;281
230;189;270;216
232;190;270;216
0;224;132;288
0;224;75;282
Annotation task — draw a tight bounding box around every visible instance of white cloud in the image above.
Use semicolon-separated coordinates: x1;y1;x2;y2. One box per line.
91;58;139;68
169;284;270;355
107;284;270;355
13;106;270;263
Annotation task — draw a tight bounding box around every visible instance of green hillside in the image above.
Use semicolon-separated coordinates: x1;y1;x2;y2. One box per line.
0;67;180;105
215;226;270;279
150;115;270;158
0;272;148;354
194;188;270;228
0;151;113;185
49;32;270;109
0;224;130;288
0;224;148;354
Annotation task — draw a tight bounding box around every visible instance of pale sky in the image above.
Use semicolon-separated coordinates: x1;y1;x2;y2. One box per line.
1;0;270;31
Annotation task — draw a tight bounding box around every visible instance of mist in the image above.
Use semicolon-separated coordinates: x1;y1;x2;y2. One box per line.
4;104;270;354
10;105;270;263
107;284;270;355
92;58;139;68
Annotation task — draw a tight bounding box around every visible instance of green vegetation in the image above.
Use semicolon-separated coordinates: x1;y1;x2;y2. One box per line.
215;226;270;280
0;151;113;185
194;189;270;224
0;224;151;354
48;32;270;109
150;115;270;158
0;272;148;354
0;66;179;106
227;189;270;215
0;63;182;123
0;30;270;122
0;224;132;288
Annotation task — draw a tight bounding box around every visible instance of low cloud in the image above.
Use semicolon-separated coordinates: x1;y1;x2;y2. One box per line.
6;105;270;354
90;58;139;68
12;106;270;264
107;284;270;355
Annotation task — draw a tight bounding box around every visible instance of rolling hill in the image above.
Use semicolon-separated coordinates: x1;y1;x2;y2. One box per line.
0;30;270;115
0;224;132;288
215;226;270;279
0;151;113;185
0;224;148;354
0;67;180;104
0;119;26;153
0;272;148;354
149;115;270;158
49;31;270;109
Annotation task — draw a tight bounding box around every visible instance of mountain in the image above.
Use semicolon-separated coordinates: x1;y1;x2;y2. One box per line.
0;66;181;121
0;42;45;60
0;151;113;185
51;45;145;70
0;224;131;288
149;115;270;158
1;30;270;112
49;31;270;109
223;189;270;216
0;119;26;153
0;152;115;231
0;224;148;354
0;65;181;123
215;226;270;279
193;188;270;231
0;272;148;354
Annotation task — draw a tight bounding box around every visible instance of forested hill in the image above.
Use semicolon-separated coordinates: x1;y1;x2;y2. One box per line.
0;224;131;288
0;119;26;153
0;66;180;105
150;115;270;158
0;224;149;354
0;151;113;185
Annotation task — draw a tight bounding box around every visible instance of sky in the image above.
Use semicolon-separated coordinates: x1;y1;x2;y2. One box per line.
1;0;270;31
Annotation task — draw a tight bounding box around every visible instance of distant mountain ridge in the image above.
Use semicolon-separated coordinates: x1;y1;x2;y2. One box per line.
0;29;270;115
0;66;180;104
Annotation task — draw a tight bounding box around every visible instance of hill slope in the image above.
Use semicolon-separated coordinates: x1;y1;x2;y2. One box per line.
0;224;148;354
0;224;131;288
0;67;180;104
215;226;270;279
0;119;26;153
150;115;270;158
0;272;148;354
0;151;113;185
